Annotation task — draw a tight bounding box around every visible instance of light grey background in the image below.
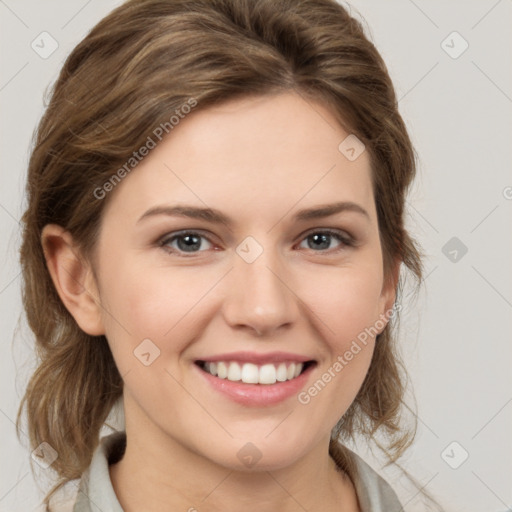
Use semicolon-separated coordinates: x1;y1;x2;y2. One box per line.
1;1;511;511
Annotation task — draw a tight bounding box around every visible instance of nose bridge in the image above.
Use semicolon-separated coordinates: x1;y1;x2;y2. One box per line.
222;236;297;335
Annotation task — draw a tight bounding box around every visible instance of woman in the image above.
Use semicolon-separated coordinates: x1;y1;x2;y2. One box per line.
17;0;438;510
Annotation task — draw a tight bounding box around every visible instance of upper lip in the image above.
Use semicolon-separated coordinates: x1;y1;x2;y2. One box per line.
196;351;315;364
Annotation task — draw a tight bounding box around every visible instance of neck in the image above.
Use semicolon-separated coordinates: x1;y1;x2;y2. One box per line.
109;399;360;512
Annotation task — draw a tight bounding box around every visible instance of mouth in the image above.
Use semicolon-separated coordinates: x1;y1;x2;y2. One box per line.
195;360;316;385
193;351;317;406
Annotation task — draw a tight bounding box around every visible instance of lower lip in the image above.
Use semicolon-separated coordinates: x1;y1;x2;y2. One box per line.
195;363;315;407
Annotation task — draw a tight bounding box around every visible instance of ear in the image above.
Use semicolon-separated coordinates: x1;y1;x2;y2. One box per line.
41;224;105;336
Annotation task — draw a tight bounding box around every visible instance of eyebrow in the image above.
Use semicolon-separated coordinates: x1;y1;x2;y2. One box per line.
137;201;370;226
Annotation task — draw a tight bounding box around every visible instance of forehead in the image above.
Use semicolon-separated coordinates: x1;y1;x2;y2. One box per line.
102;92;375;225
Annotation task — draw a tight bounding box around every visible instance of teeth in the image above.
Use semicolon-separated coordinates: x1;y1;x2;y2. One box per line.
241;363;259;384
203;361;304;384
259;364;276;384
227;362;241;381
217;361;228;379
276;363;288;382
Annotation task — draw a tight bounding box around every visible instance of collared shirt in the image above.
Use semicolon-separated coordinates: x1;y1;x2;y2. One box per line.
45;431;403;511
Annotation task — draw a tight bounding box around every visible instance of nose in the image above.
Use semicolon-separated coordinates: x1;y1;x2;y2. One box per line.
222;246;299;338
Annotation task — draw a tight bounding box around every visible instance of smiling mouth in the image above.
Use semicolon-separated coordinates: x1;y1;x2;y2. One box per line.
195;360;315;385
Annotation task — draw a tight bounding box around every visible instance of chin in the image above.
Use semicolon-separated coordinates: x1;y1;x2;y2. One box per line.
196;432;316;473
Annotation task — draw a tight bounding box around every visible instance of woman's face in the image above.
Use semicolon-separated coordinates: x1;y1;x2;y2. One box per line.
90;92;396;470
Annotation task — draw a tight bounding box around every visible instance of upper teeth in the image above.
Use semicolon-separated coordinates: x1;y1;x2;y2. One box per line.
203;361;304;385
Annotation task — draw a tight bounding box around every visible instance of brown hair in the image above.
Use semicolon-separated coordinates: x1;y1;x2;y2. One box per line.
17;0;435;506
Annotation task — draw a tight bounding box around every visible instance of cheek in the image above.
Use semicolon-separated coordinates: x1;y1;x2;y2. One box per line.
98;260;218;360
302;262;385;348
297;263;384;407
257;267;383;452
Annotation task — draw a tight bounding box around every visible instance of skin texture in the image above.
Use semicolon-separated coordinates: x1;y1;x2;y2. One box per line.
42;92;397;512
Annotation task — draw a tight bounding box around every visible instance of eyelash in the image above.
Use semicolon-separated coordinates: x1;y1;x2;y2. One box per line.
157;229;355;257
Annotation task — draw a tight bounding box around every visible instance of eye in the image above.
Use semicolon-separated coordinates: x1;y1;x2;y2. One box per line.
297;229;353;252
159;231;214;256
158;228;354;257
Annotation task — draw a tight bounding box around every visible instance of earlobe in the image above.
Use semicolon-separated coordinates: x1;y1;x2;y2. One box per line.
41;224;105;336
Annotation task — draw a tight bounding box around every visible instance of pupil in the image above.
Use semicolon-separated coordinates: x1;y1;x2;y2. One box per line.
310;234;329;250
178;235;200;251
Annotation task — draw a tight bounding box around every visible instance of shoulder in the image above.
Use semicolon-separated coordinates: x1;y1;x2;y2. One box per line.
341;446;404;512
43;483;80;512
46;431;126;512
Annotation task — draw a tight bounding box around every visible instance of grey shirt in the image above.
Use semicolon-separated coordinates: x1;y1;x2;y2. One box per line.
47;431;404;511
